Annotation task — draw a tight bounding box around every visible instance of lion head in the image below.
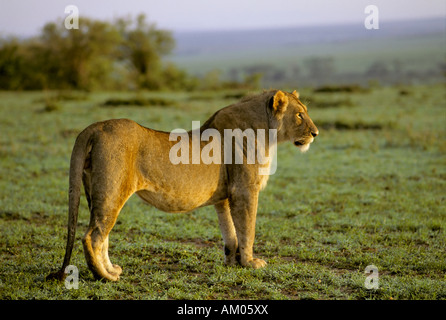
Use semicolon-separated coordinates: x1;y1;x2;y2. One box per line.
271;90;319;152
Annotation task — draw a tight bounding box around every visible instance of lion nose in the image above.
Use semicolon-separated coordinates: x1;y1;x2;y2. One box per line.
311;130;319;138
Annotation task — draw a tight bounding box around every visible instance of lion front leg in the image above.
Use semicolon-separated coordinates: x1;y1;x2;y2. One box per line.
215;199;240;265
228;188;267;269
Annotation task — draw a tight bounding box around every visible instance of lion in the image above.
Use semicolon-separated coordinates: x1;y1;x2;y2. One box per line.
47;90;318;282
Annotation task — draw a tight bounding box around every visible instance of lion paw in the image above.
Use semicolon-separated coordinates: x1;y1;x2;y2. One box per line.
244;258;267;269
102;264;122;281
107;264;122;277
112;264;122;275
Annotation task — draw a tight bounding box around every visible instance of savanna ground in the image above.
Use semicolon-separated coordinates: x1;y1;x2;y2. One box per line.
0;84;445;299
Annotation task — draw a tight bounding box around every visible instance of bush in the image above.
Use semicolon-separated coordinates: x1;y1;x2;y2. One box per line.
313;84;368;93
101;97;176;107
0;15;182;91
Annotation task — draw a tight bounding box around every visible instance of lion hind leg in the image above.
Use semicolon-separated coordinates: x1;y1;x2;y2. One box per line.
81;170;124;281
82;191;131;281
102;236;122;277
83;224;119;281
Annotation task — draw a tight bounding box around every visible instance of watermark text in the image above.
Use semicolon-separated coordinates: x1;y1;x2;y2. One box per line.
65;5;79;30
364;5;379;30
169;121;277;175
364;265;379;289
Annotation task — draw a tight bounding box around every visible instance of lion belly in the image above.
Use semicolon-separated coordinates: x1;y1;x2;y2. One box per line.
135;161;225;213
136;190;199;213
136;182;221;213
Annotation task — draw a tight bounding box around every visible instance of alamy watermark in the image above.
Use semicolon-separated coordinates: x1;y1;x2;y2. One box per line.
364;5;379;30
169;121;278;175
364;265;379;289
64;265;79;289
64;5;79;30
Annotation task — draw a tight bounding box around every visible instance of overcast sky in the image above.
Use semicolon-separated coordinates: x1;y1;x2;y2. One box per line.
0;0;445;36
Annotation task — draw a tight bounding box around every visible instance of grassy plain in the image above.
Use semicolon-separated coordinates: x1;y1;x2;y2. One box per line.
0;84;445;299
172;33;445;73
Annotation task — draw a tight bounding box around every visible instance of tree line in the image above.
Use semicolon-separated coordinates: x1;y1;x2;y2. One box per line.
227;57;445;88
0;14;257;91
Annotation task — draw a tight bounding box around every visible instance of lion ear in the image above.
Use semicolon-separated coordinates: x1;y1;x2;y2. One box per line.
292;90;299;99
271;90;289;115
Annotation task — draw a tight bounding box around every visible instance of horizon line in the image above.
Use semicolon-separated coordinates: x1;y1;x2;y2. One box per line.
1;15;444;39
172;15;445;34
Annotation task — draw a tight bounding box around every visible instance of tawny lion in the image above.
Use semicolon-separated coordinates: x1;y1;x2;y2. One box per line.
47;90;318;281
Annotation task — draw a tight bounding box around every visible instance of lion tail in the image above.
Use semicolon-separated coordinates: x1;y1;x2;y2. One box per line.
46;128;92;282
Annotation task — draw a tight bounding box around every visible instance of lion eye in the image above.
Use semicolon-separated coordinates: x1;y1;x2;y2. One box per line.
296;113;302;120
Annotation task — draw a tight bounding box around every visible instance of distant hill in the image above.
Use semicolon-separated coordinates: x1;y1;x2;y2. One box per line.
169;18;445;87
172;18;445;56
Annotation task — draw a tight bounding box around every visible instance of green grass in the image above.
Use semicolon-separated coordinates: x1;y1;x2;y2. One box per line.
0;84;445;299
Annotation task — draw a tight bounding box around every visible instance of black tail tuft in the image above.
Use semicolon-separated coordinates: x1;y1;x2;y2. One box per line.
46;269;67;282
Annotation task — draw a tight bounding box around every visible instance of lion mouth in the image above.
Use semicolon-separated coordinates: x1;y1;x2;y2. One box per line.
294;139;312;147
294;141;303;147
294;137;314;153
